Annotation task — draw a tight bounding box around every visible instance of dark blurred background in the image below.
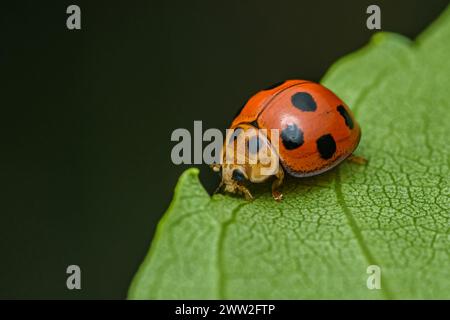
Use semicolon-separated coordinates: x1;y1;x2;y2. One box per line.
0;0;448;299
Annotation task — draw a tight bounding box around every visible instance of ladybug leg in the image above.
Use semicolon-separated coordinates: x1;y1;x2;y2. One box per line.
347;154;368;165
271;167;285;201
213;180;224;194
211;164;224;194
238;185;253;201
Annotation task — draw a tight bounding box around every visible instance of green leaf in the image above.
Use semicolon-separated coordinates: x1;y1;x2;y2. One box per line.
129;7;450;299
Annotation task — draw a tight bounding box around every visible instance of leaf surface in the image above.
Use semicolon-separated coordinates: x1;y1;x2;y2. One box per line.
129;7;450;299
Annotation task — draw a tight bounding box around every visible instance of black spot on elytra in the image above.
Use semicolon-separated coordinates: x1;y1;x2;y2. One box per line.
316;134;336;159
232;169;247;182
291;92;317;112
263;80;285;91
247;136;263;154
337;105;354;129
281;124;304;150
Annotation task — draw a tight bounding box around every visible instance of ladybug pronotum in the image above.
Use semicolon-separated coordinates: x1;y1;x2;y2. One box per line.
211;80;366;201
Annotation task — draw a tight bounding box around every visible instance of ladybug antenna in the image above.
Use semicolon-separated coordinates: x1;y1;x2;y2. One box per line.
213;181;224;195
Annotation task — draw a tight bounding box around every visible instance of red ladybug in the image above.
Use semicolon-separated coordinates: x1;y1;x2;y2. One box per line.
211;80;366;201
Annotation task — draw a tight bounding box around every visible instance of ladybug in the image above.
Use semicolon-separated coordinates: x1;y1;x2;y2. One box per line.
211;80;366;201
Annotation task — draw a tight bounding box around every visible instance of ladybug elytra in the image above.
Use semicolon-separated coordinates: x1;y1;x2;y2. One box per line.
211;80;365;201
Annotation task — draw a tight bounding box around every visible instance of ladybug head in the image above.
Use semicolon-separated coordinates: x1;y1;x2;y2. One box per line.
211;125;281;200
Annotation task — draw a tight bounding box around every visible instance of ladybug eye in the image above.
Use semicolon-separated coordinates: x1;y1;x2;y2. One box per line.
232;169;247;182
